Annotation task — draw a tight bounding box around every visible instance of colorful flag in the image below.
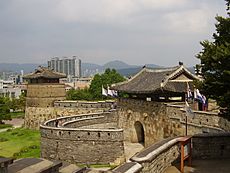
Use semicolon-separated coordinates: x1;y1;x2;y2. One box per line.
195;89;203;103
102;86;108;96
186;82;193;99
107;86;114;96
112;90;118;97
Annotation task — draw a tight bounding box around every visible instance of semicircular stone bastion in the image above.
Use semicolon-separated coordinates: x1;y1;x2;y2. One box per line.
40;110;125;165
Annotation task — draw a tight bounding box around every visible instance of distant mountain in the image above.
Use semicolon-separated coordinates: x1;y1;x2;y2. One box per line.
117;67;142;77
82;62;102;70
117;64;161;77
145;64;161;68
0;61;161;77
188;67;195;74
103;60;138;70
0;63;46;73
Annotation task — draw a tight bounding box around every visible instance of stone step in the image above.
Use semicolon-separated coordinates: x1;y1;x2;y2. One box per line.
59;163;87;173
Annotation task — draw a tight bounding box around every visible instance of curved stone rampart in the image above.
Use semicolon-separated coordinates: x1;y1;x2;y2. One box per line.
40;112;125;164
25;100;115;129
62;112;118;128
54;100;115;109
113;132;230;173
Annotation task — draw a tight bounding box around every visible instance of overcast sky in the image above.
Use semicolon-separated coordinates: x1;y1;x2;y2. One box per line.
0;0;227;67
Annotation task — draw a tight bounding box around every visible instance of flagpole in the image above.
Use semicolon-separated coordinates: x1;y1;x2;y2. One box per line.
185;115;188;136
185;82;188;136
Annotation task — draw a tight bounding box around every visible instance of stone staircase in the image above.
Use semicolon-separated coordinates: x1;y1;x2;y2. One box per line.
0;157;89;173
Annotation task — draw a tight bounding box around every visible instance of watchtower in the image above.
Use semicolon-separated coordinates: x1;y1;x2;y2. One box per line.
23;67;66;129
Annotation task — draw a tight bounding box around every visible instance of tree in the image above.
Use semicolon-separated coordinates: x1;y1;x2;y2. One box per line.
0;97;11;124
66;88;93;101
7;92;26;112
197;0;230;115
89;68;125;99
66;69;125;100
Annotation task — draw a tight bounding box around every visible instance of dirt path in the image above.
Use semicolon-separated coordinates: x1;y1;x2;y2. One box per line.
0;118;24;133
3;118;24;127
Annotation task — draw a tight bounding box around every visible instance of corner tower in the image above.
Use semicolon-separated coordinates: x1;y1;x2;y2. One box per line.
24;67;66;129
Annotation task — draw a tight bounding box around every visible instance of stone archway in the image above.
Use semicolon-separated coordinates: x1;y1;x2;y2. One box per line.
134;121;145;144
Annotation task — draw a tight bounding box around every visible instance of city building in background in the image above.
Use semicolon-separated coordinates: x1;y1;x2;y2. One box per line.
48;56;81;78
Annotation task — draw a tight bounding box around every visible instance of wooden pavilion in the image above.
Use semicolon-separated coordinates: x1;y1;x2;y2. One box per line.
112;63;201;101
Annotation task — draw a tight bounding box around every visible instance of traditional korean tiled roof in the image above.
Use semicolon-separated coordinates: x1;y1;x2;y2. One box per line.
23;67;66;79
112;65;201;94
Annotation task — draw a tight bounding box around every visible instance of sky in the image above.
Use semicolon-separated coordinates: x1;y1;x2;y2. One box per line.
0;0;228;67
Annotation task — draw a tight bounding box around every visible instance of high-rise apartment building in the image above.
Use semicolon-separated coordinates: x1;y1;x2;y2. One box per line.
48;56;81;78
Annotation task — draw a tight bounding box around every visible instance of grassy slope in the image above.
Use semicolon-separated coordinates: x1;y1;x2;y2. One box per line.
0;128;40;158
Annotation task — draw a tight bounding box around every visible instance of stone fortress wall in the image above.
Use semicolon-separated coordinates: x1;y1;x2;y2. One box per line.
25;100;114;129
40;111;125;164
113;133;230;173
118;98;229;147
39;99;230;166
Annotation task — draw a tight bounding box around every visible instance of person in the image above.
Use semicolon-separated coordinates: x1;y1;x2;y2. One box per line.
55;119;58;127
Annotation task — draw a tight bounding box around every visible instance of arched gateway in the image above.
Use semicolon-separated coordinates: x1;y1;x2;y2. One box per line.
134;121;145;144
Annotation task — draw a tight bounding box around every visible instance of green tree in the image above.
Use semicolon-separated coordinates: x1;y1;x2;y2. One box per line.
66;69;125;100
8;92;26;112
66;88;93;101
0;97;11;124
197;0;230;115
90;68;125;99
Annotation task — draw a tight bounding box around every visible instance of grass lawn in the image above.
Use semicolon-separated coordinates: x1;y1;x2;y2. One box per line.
0;128;40;158
9;111;25;119
0;124;13;129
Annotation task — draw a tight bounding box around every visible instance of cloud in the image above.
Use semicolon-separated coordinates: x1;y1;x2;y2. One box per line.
54;0;189;24
164;9;210;34
0;0;227;66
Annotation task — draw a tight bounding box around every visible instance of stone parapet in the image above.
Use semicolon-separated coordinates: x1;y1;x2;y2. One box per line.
54;100;115;109
24;105;110;129
40;112;125;164
192;132;230;159
112;133;230;173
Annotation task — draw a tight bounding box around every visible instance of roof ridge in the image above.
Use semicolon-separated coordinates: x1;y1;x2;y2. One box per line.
145;66;180;73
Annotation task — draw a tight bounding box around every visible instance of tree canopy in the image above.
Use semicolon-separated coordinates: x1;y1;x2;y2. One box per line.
0;97;11;124
89;68;125;99
197;0;230;115
67;68;125;100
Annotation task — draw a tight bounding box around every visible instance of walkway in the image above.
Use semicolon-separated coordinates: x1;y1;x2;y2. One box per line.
0;118;24;132
124;142;144;161
165;159;230;173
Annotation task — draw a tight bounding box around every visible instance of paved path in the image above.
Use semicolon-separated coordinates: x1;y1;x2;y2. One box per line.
165;159;230;173
0;118;24;132
124;142;144;161
88;142;144;172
